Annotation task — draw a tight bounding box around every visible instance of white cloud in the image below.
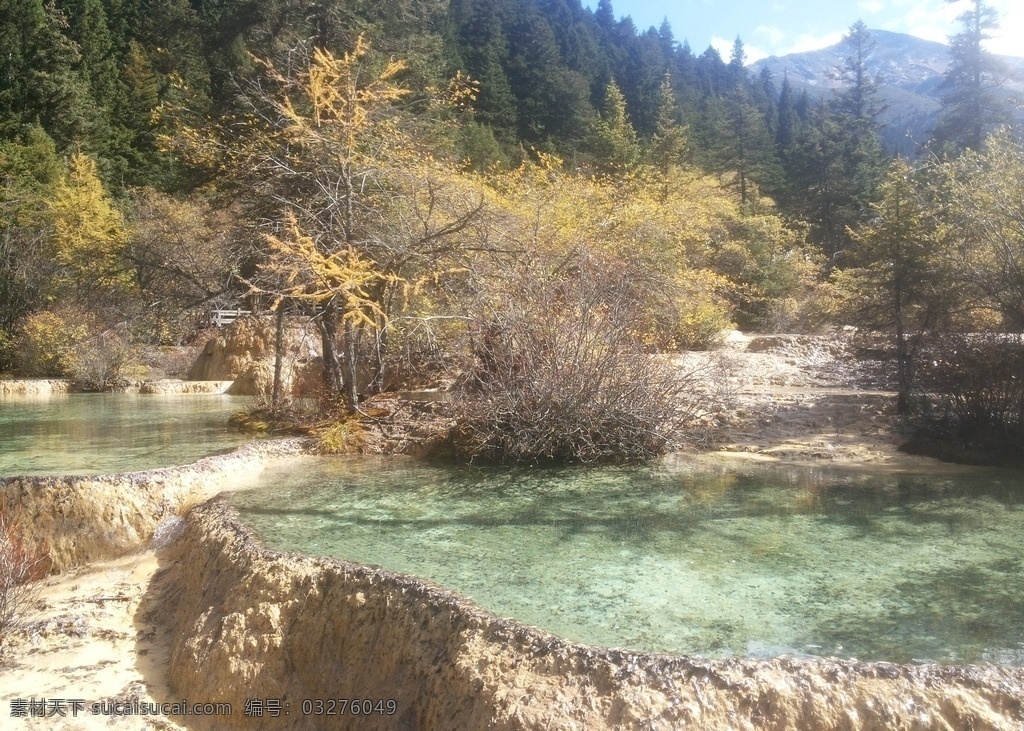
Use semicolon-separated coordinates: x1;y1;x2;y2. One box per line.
739;25;845;62
710;35;737;59
865;0;957;44
879;0;1022;56
754;25;787;48
744;43;771;64
711;35;771;63
987;1;1024;58
709;0;1021;66
784;30;847;55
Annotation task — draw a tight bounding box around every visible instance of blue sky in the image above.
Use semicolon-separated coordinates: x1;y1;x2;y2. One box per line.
591;0;1023;62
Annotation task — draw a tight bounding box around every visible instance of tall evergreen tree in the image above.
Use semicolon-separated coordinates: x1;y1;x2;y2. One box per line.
716;85;782;205
62;0;118;107
781;23;888;257
0;126;61;348
0;0;91;149
785;102;868;257
835;20;886;127
727;36;747;89
775;74;798;156
590;78;640;174
932;0;1007;153
839;160;951;413
650;72;687;164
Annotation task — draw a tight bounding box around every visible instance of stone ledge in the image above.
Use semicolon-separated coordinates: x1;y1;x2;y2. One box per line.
0;439;307;571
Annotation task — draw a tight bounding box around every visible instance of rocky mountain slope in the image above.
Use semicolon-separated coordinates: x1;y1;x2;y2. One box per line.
751;29;1024;154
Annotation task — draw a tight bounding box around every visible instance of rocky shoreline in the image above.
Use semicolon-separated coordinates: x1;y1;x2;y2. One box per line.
0;378;233;396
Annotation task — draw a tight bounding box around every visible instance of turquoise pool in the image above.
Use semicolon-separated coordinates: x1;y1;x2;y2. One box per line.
230;455;1024;665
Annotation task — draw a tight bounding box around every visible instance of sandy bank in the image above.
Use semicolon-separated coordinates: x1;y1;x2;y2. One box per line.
0;550;177;731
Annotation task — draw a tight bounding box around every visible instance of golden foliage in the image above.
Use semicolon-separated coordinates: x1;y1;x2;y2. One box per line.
312;418;367;454
17;308;92;377
48;153;130;294
17;305;143;387
479;155;812;337
253;212;389;328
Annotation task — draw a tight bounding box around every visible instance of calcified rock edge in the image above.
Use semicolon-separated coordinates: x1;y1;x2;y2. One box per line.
148;499;1024;731
0;439;306;571
0;377;233;396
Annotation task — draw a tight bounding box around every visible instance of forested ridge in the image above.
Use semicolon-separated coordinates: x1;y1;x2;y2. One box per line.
3;0;1023;462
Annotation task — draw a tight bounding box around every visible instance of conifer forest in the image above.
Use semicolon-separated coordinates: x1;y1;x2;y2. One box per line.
3;0;1023;462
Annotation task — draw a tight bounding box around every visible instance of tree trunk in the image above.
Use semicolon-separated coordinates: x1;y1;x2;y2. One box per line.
271;305;286;411
895;286;912;415
317;300;346;403
896;328;912;415
342;319;360;414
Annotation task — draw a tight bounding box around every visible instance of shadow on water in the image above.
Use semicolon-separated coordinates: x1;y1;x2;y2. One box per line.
811;561;1024;662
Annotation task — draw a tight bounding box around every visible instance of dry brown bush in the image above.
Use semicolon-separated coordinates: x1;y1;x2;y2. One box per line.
0;512;49;647
452;253;715;464
916;333;1024;456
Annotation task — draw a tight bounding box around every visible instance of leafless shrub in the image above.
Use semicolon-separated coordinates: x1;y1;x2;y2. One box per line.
451;253;716;464
914;333;1024;456
0;512;49;647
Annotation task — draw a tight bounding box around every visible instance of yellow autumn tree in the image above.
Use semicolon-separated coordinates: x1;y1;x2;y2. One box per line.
48;152;129;296
481;154;816;347
166;37;487;412
15;152;142;387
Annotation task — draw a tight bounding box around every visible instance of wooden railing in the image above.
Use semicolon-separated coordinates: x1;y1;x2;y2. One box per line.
209;308;252;327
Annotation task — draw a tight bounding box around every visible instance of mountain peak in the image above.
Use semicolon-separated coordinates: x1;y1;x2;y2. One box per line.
749;29;1024;154
752;29;952;89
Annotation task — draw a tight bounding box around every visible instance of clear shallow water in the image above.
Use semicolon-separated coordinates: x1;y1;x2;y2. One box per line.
0;393;254;475
229;456;1024;665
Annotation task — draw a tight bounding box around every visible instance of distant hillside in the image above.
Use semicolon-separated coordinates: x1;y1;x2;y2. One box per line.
751;29;1024;155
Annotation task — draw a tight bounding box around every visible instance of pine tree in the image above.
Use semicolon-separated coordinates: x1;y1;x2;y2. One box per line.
780;23;888;257
114;41;166;186
590;78;640;174
932;0;1007;153
0;127;61;343
0;0;91;149
839;160;951;412
451;0;520;149
650;73;687;166
785;102;868;257
62;0;118;107
775;74;798;156
835;20;886;127
727;37;747;89
594;0;615;32
59;0;124;172
717;85;782;205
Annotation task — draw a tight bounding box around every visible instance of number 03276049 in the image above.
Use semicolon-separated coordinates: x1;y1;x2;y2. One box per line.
301;699;397;715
